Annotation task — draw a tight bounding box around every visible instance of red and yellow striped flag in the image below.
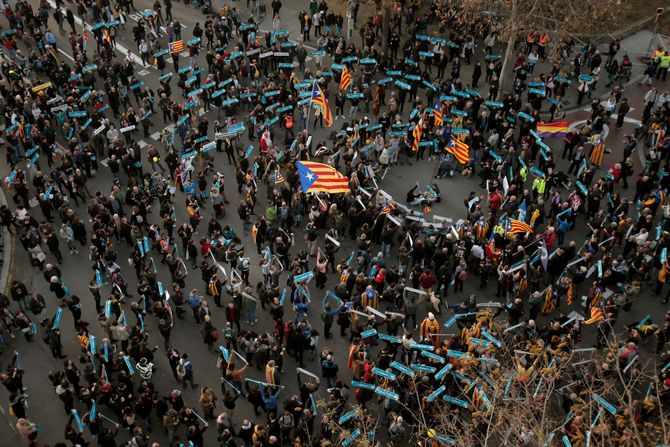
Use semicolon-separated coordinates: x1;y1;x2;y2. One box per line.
589;143;605;166
412;117;423;152
566;278;574;305
541;287;557;315
508;218;534;234
446;138;469;164
311;82;333;127
433;101;443;127
169;39;185;54
296;161;349;193
584;307;604;325
340;66;352;91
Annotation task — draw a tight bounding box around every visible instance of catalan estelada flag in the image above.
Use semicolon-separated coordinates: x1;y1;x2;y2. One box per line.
296;161;349;193
310;82;332;127
274;171;285;185
433;102;443;127
536;121;569;138
446;138;469;164
589;143;605;166
169;40;185;54
340;66;352;91
411;117;423;152
507;218;534;234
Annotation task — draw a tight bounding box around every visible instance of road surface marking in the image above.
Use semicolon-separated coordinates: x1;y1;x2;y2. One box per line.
47;0;147;68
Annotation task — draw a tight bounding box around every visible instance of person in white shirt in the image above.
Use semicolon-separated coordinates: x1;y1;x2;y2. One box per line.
528;50;539;72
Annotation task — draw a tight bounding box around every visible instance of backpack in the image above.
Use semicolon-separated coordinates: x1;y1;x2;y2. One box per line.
176;362;186;378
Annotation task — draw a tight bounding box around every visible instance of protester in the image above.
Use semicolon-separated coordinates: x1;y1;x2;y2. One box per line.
1;0;670;446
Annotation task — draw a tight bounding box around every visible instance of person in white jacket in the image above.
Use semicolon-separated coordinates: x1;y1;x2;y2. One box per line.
59;223;78;255
136;357;154;381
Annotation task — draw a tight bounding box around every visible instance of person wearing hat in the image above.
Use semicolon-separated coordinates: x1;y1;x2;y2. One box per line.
419;312;440;348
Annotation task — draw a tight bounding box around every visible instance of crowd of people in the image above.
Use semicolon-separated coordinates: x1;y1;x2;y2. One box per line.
0;0;670;446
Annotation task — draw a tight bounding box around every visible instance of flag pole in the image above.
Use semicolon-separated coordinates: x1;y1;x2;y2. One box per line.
305;79;315;132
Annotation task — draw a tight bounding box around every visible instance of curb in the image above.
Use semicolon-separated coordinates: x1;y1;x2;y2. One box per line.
0;186;14;296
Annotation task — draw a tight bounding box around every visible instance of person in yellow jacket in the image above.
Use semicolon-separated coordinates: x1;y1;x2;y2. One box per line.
419;312;441;348
653;47;666;75
531;176;546;200
655;258;670;295
519;166;528;182
659;51;670;81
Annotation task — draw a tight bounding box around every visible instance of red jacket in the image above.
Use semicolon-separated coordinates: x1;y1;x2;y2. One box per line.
419;272;437;289
488;192;502;210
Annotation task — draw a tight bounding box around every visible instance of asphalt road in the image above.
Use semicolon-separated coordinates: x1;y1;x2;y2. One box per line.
0;1;668;446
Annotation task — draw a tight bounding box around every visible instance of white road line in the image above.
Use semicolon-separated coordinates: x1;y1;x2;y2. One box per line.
46;0;147;68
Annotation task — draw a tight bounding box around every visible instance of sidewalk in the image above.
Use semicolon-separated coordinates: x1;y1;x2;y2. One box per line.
0;186;14;296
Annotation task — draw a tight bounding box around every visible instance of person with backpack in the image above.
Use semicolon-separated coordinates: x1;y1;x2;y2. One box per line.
278;409;293;444
177;353;197;389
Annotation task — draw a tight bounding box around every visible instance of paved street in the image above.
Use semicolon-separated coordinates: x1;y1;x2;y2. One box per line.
0;0;669;446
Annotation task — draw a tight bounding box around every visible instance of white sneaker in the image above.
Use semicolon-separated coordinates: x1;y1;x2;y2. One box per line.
335;116;339;120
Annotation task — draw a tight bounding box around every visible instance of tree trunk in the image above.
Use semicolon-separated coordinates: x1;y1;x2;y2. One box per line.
496;0;518;101
496;32;517;101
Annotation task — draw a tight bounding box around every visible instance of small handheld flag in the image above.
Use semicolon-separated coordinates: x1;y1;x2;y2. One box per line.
168;40;185;54
310;82;333;127
446;138;469;164
340;66;352;91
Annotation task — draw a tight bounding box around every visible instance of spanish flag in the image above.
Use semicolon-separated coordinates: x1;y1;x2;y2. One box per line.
537;121;569;138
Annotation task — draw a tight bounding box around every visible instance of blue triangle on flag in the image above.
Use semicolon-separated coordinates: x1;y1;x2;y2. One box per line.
296;161;317;191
